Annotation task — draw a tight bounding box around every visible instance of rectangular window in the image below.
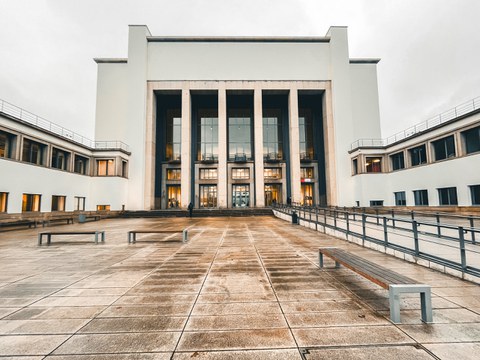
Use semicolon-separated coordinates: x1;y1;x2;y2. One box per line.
409;145;427;166
432;135;456;161
200;185;217;208
22;138;46;165
413;190;429;206
199;168;217;180
121;160;128;178
462;126;480;154
263;110;283;161
366;157;382;173
438;187;458;206
0;130;16;159
74;196;85;211
0;192;8;212
22;193;41;212
51;148;70;171
167;168;181;180
390;152;405;171
300;167;314;179
74;154;89;175
470;185;480;206
97;159;115;176
394;191;406;206
228;114;252;161
264;167;282;179
299;109;314;160
352;158;358;175
370;200;384;206
197;111;219;162
166;110;182;162
51;195;66;211
97;205;110;211
232;167;250;180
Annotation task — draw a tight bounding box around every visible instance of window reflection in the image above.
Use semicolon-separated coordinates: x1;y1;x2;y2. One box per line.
299;109;314;160
228;110;252;161
263;109;283;161
166;110;181;162
197;111;218;161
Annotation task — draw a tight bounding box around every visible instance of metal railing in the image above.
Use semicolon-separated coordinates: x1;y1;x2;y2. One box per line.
351;96;480;150
273;204;480;278
0;98;129;152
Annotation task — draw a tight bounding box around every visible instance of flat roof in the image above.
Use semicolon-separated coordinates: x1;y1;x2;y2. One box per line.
146;36;331;43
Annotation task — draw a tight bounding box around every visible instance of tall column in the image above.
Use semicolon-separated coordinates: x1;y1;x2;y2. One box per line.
254;87;265;207
217;86;228;208
180;87;191;208
289;87;301;204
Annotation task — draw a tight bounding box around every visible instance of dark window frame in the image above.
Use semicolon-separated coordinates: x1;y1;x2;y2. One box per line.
409;144;427;167
390;152;405;171
462;126;480;154
413;189;429;206
394;191;406;206
432;135;456;161
470;185;480;206
438;187;458;206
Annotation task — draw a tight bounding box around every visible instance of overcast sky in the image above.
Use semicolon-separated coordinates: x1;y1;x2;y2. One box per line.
0;0;479;140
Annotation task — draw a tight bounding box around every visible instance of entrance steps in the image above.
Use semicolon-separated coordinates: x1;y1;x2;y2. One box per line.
122;208;273;218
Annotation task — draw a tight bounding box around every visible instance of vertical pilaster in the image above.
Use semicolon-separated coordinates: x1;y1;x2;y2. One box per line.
289;87;301;204
254;87;265;207
180;87;191;208
217;86;228;208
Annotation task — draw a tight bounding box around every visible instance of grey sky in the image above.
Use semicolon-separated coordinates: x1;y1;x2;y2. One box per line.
0;0;479;140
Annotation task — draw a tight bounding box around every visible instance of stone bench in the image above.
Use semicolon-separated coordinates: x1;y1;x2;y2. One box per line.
38;231;105;245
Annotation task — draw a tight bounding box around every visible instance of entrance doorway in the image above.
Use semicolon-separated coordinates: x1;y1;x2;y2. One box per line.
301;183;314;206
200;185;217;208
232;184;250;207
167;185;181;208
264;184;282;206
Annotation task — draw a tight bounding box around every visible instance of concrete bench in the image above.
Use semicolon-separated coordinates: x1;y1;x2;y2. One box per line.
128;229;188;244
38;231;105;245
319;247;433;324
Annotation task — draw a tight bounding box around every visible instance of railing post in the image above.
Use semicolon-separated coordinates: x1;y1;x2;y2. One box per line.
391;209;396;228
469;217;476;245
346;212;350;238
323;209;327;233
309;207;312;222
458;226;467;272
436;213;441;238
383;216;388;247
413;220;419;256
315;208;318;231
362;214;366;246
411;211;415;221
334;209;337;228
376;209;379;225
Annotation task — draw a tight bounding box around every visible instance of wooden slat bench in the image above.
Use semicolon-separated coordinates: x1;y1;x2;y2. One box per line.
38;231;105;245
128;229;188;244
319;247;432;324
41;217;74;227
0;220;37;231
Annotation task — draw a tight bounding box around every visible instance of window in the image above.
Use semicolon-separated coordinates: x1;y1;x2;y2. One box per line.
264;167;282;179
200;168;217;180
166;110;181;162
0;130;16;159
0;192;8;212
200;185;217;208
228;114;252;161
97;205;110;211
263;110;283;161
394;191;406;206
167;168;181;180
299;109;314;160
51;148;70;171
432;135;456;161
409;145;427;166
51;195;66;211
22;138;46;165
22;193;41;212
74;155;89;175
121;160;128;178
74;196;85;211
366;157;382;173
470;185;480;205
97;159;115;176
197;112;218;162
232;184;249;207
301;167;314;179
352;158;358;175
390;152;405;171
413;190;429;206
370;200;384;206
264;184;282;206
462;126;480;154
232;168;250;180
438;187;458;206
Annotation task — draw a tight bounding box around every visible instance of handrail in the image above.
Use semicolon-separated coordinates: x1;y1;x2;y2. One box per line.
351;96;480;150
0;98;130;152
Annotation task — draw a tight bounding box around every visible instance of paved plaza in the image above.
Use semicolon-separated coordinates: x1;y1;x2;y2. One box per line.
0;216;479;359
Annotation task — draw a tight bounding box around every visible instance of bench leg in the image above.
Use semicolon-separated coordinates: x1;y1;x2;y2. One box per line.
38;234;42;246
47;234;51;245
94;232;99;244
319;252;324;268
183;230;188;243
389;287;402;324
128;233;131;244
420;289;433;323
389;284;433;324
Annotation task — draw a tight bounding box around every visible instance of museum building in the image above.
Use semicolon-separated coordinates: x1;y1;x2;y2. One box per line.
0;25;479;213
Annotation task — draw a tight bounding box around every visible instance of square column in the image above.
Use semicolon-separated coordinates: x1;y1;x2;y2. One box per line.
180;88;191;208
217;87;228;208
289;88;301;204
254;87;265;207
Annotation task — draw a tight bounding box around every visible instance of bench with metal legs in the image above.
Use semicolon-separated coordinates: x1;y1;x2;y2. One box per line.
38;231;105;245
128;229;188;244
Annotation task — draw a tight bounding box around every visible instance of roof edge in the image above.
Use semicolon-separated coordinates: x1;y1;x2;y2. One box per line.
350;58;381;64
146;36;330;43
94;58;128;64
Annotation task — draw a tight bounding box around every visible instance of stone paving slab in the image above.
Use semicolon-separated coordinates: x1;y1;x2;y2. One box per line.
0;216;479;358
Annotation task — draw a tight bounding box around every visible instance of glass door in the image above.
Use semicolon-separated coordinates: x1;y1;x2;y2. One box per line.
264;184;282;206
232;184;250;207
301;183;314;206
167;185;181;208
